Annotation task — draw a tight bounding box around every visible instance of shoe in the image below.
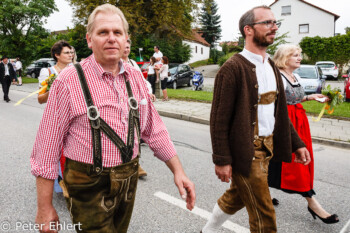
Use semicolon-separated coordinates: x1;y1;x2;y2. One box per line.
307;206;339;224
272;198;279;206
5;99;10;102
138;165;147;178
17;84;22;86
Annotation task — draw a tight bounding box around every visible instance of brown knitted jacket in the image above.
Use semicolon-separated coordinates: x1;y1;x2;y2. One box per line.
210;53;305;177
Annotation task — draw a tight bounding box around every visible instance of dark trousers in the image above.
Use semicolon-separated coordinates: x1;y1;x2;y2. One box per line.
1;75;11;100
147;74;156;94
62;158;139;233
217;136;277;233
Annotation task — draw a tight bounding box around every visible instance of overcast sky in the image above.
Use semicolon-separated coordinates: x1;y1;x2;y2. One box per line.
45;0;349;42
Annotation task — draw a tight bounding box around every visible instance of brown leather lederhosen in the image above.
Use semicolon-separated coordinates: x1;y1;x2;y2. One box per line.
60;63;141;233
217;87;279;233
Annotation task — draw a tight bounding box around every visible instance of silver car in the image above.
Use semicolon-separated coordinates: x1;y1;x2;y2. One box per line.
315;61;339;80
293;65;326;94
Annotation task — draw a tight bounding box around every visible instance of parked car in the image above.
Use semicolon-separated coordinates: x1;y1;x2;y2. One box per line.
315;61;339;80
25;58;56;78
343;71;350;102
140;62;150;79
293;65;326;94
167;63;193;89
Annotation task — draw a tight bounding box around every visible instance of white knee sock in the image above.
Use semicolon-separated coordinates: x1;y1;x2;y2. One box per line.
202;203;231;233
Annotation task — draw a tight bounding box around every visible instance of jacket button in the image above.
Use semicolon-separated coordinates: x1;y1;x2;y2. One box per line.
252;122;256;126
252;68;256;72
255;84;259;89
254;104;258;108
254;135;259;139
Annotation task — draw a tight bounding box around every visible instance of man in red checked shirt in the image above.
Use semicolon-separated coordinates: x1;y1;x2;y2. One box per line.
31;4;195;233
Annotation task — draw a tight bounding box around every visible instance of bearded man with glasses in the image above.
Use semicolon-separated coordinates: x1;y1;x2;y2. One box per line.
201;6;310;233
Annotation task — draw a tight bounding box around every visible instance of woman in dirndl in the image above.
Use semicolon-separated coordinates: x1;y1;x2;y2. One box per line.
268;44;339;224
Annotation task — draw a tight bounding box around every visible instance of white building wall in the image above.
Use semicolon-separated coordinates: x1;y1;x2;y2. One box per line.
182;40;210;64
271;0;335;46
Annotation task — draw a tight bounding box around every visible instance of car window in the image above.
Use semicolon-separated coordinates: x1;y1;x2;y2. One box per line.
294;67;318;79
317;67;323;75
316;63;335;68
169;66;178;75
178;66;186;73
36;62;44;68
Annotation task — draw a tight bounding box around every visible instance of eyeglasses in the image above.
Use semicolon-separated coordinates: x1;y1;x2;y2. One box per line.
62;51;75;55
249;20;281;28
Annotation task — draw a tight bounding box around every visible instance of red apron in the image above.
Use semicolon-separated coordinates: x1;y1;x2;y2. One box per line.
280;103;314;192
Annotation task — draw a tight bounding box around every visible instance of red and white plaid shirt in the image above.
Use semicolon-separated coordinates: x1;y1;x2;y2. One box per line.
31;55;176;179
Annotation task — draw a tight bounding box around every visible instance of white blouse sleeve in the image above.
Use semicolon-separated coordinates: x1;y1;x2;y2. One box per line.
38;68;49;88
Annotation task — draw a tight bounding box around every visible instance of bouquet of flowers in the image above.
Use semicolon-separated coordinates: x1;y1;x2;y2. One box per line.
312;85;344;122
15;73;57;106
38;73;57;94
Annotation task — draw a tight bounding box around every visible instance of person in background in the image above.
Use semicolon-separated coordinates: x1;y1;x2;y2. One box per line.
153;45;163;82
268;44;339;224
11;59;18;85
122;38;155;178
201;6;310;233
71;46;77;64
37;40;73;104
147;56;157;94
159;56;169;101
0;56;17;102
16;57;23;86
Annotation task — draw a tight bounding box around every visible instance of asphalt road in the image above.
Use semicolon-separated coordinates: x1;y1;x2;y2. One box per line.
0;89;350;233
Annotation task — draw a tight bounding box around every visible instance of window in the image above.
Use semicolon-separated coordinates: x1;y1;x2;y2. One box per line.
201;47;203;54
281;5;291;15
195;46;197;53
299;24;309;34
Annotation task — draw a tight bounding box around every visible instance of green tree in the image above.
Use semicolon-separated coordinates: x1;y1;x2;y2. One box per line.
267;32;289;55
69;0;201;39
198;0;221;48
0;0;57;65
345;27;350;33
300;34;350;75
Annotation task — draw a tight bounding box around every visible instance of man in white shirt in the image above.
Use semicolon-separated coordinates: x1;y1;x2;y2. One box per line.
153;45;163;64
16;57;23;86
153;45;163;81
0;56;17;102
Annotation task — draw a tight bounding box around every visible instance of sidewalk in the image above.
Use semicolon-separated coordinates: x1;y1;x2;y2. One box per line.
154;99;350;149
7;83;350;149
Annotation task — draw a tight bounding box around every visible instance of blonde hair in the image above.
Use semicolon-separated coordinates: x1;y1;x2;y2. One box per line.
273;44;302;69
87;4;129;35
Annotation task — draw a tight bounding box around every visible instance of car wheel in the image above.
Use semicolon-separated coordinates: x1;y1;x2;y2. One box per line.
172;81;177;89
31;72;36;78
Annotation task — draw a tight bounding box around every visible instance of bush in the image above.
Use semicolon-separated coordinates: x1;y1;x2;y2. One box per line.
218;52;235;66
210;49;225;64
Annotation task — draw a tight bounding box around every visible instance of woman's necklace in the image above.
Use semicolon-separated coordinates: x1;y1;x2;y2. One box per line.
282;70;297;83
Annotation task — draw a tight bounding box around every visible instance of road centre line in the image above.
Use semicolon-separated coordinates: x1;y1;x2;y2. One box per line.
339;218;350;233
154;191;250;233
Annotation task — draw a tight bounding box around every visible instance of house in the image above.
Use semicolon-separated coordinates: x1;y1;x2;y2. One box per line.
182;29;210;64
270;0;340;45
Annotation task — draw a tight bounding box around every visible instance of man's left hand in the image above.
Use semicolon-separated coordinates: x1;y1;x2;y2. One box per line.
294;147;311;165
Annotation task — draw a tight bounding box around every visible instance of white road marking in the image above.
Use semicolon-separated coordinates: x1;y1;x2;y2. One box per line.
154;191;250;233
339;218;350;233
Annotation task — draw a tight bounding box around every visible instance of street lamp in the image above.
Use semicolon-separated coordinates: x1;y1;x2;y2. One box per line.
139;48;143;61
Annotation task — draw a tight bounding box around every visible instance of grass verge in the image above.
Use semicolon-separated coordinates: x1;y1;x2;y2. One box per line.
167;89;213;102
22;76;38;84
301;101;350;119
189;59;209;68
167;89;350;119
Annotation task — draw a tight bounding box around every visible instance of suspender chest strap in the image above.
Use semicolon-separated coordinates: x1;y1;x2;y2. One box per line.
74;63;141;175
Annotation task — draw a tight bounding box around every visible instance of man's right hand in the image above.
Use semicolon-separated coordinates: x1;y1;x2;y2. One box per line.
36;205;60;233
215;164;232;183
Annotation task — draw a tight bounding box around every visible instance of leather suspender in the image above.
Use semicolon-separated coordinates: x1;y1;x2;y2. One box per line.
74;63;141;175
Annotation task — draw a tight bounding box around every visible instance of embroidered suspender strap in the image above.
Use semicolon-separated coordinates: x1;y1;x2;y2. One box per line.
74;63;141;175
